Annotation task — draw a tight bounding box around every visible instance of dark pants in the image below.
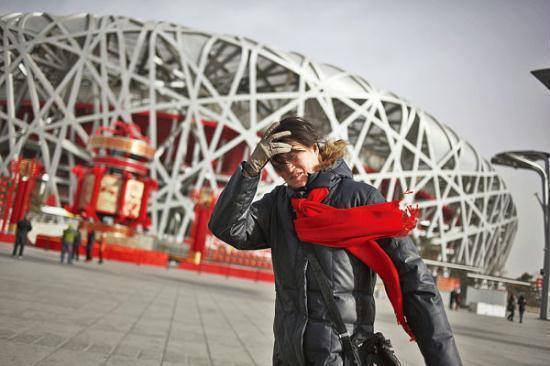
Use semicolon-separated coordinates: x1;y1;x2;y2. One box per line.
72;244;80;261
61;240;73;264
86;241;93;261
519;310;525;323
507;309;515;321
12;236;25;257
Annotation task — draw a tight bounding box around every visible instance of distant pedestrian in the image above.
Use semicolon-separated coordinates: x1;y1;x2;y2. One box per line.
85;226;95;262
61;224;76;264
12;214;32;258
98;233;106;264
507;294;516;321
518;295;527;323
455;288;462;310
72;224;82;261
449;289;457;310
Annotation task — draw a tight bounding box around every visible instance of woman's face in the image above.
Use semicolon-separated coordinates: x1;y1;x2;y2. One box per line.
271;142;320;188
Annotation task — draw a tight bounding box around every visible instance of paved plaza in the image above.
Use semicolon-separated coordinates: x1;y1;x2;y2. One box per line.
0;243;549;366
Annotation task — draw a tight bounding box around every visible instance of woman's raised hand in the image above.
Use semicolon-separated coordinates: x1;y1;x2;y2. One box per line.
244;121;292;176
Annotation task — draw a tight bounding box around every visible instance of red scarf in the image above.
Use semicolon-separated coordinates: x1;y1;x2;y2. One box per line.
291;187;419;340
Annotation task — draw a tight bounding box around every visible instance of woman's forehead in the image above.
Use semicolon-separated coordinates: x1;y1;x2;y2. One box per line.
288;142;308;151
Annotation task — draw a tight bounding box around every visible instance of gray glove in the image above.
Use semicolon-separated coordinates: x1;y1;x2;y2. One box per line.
244;121;292;176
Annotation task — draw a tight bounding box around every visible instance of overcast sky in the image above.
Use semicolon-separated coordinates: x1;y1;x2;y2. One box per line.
2;0;549;278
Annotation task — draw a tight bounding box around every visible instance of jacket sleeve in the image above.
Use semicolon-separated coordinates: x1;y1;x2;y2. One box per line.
208;163;273;250
367;189;463;366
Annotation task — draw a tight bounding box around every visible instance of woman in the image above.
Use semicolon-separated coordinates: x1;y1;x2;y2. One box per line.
13;213;32;258
209;116;462;366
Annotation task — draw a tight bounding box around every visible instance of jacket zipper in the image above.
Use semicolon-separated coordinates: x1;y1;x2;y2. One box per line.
299;258;309;365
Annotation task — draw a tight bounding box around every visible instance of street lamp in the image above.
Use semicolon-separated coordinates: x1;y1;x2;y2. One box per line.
491;151;550;320
531;68;550;91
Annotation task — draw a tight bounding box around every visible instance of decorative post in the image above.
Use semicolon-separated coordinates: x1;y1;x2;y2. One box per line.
85;165;106;220
1;159;21;232
70;165;87;213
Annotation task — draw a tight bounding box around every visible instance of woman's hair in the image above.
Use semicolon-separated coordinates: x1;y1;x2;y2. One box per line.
271;116;347;170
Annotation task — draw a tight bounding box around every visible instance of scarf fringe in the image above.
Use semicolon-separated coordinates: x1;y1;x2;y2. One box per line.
396;314;417;342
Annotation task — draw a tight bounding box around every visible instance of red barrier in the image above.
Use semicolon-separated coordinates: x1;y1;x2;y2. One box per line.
0;233;15;243
178;261;274;283
35;235;168;267
204;243;273;270
34;235;274;283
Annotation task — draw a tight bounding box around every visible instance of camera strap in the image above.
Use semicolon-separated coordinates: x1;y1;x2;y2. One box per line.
302;244;363;366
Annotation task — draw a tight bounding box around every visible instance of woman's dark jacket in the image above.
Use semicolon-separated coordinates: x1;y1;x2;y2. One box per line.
208;160;462;366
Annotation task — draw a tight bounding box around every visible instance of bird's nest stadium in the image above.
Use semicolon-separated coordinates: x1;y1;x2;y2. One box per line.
0;13;517;275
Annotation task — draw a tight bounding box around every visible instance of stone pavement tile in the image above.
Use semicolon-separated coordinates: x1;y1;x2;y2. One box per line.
144;307;174;322
83;301;127;314
254;357;273;366
0;328;17;340
209;343;255;365
22;303;71;319
0;342;52;366
163;349;188;363
86;342;115;355
172;309;202;325
169;325;205;342
456;328;550;366
9;332;44;344
30;322;83;339
111;303;150;317
35;333;67;348
174;308;200;318
185;355;211;366
177;340;210;358
0;314;40;334
528;355;550;366
112;343;142;358
125;333;165;347
79;329;126;345
111;335;164;361
0;316;33;339
106;355;160;366
64;313;102;328
61;336;91;351
248;345;274;366
131;320;169;338
464;348;548;366
137;346;163;361
212;358;255;366
37;349;108;366
93;320;133;333
239;333;272;348
92;315;136;333
19;309;64;324
0;298;31;315
205;332;243;348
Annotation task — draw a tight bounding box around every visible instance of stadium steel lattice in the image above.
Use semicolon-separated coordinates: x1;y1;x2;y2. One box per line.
0;13;517;274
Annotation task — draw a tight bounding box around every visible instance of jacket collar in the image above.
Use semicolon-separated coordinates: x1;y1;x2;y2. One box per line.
286;159;352;197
